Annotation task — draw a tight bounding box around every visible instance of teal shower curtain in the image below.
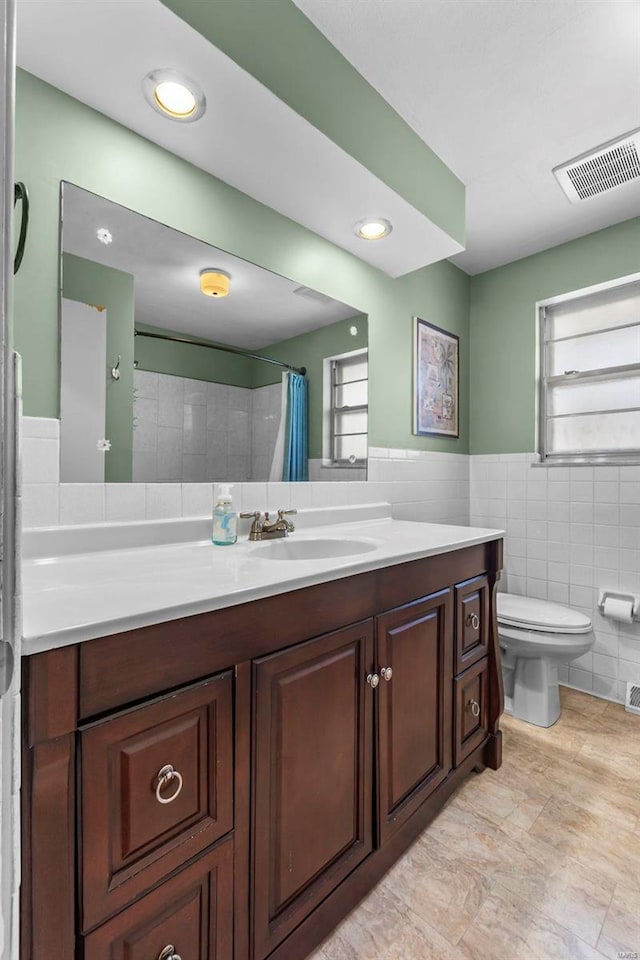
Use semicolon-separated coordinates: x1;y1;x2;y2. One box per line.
283;373;308;482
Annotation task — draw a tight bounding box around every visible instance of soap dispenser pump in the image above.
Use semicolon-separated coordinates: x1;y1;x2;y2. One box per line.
212;483;237;546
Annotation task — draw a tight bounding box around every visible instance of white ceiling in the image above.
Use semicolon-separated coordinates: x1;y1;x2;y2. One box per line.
294;0;640;274
15;0;461;279
16;0;640;279
62;184;360;350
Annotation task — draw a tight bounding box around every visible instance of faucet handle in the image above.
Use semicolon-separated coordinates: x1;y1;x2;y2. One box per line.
240;511;261;519
277;508;297;517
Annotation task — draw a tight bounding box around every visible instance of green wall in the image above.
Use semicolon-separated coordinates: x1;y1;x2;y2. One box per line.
135;324;258;388
469;218;640;454
162;0;464;246
257;314;368;459
61;253;134;481
14;70;471;455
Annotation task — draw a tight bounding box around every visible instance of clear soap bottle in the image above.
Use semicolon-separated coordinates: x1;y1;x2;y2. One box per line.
212;483;238;546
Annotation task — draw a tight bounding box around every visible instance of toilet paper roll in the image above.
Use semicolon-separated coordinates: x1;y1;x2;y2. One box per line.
602;597;634;623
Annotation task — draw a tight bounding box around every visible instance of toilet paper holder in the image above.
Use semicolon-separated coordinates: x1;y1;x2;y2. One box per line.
597;590;640;621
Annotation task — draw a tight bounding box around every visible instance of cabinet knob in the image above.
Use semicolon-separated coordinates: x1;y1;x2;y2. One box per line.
154;764;184;805
468;699;480;718
158;947;182;960
466;612;480;630
366;673;380;688
380;666;393;681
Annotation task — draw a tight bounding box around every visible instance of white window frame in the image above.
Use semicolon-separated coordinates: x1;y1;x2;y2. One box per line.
537;272;640;466
322;348;368;467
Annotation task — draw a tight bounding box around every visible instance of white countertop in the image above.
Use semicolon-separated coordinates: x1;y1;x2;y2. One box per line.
22;515;503;654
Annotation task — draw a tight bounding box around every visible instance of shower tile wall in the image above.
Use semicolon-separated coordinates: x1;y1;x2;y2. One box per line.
133;372;259;482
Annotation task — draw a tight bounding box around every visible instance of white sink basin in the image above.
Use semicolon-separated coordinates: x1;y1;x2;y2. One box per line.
248;537;378;561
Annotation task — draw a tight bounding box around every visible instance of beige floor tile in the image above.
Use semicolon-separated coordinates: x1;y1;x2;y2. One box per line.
318;884;459;960
313;688;639;960
453;766;549;831
597;883;640;960
529;796;640;890
561;686;610;717
457;881;604;960
381;831;492;945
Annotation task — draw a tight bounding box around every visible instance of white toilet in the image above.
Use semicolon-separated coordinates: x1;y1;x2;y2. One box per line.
497;593;595;727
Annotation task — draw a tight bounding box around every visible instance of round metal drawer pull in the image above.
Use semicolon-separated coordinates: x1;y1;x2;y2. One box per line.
154;764;183;805
158;946;182;960
469;699;480;718
466;612;480;630
366;673;380;688
380;667;393;681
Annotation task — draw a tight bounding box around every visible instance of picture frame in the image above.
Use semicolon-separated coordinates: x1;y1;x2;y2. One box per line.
412;316;459;438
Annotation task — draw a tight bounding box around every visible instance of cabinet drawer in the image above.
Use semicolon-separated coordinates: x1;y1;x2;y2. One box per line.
455;576;490;675
454;658;489;766
81;673;233;930
83;838;233;960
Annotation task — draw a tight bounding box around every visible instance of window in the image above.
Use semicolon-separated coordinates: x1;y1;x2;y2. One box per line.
325;349;368;465
539;274;640;463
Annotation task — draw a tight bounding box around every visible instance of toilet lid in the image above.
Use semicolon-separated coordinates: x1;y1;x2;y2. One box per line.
496;593;592;634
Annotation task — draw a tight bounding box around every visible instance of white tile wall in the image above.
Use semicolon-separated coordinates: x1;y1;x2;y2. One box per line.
470;453;640;703
22;417;470;528
133;373;278;482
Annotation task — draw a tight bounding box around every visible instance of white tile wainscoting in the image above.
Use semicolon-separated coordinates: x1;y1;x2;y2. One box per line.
22;418;469;527
470;453;640;704
22;417;640;703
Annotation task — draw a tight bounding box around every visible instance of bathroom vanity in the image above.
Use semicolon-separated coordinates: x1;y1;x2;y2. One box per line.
20;517;503;960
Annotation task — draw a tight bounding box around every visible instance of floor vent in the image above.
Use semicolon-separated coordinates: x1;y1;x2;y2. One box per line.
624;681;640;717
553;128;640;202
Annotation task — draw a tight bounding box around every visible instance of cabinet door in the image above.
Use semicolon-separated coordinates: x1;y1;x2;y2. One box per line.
83;838;233;960
252;621;374;960
376;590;453;846
455;575;490;675
81;673;233;930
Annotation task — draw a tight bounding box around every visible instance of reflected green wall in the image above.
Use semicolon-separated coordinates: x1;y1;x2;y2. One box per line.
257;314;368;459
14;70;471;455
61;253;134;481
135;325;257;388
469;218;640;454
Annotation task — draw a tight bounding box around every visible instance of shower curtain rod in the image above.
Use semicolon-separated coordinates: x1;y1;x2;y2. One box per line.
134;329;306;376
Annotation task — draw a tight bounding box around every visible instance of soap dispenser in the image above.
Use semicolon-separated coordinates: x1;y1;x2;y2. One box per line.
212;483;237;546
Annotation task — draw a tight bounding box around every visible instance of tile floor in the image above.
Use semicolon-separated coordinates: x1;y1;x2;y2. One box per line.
311;687;640;960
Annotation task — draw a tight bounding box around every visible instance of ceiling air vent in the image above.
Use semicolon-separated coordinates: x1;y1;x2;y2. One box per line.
553;128;640;203
292;286;335;305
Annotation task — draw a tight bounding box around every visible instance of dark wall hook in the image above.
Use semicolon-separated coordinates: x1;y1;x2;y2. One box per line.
14;181;29;275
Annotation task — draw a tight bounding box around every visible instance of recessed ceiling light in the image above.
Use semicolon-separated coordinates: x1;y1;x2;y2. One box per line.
96;227;112;245
354;218;392;241
142;69;206;123
200;269;231;298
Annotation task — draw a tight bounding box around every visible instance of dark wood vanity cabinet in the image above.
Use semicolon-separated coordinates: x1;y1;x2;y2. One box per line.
252;622;374;960
21;539;503;960
81;673;234;930
376;590;453;845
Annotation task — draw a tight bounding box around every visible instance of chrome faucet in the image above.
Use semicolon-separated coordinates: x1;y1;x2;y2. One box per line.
239;508;297;541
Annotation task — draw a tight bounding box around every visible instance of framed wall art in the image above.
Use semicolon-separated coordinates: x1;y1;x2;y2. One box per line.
413;316;459;438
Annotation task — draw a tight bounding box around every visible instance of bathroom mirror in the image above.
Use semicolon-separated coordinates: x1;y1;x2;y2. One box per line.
59;183;368;483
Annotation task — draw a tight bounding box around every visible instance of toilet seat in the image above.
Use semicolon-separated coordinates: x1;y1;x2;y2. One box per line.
497;593;592;634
